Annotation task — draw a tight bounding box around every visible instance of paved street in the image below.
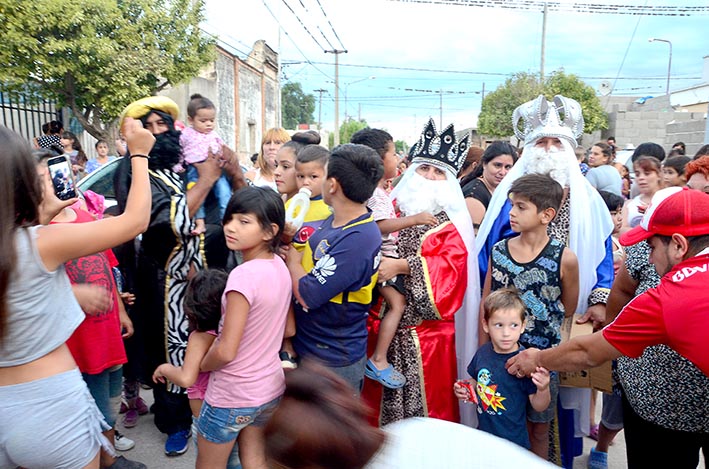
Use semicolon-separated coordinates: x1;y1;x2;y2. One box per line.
115;389;635;468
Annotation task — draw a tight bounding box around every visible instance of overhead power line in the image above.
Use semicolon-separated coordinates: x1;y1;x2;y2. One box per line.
384;0;709;16
281;60;701;81
314;0;347;50
261;0;332;80
280;0;326;50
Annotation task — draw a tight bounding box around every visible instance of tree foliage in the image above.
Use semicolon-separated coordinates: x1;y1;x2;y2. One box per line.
478;70;607;140
0;0;215;141
281;82;315;129
394;140;409;153
328;118;368;149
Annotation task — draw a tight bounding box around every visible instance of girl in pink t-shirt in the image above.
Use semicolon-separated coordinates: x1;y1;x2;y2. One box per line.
196;186;292;468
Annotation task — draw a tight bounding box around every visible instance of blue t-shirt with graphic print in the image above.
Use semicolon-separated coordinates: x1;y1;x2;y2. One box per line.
293;212;381;367
468;342;537;449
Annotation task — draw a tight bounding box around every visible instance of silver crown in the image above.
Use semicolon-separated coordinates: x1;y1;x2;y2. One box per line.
410;118;470;175
512;95;585;148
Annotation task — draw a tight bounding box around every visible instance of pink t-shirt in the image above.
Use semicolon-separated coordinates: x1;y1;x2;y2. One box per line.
186;330;217;400
205;256;292;408
180;127;224;165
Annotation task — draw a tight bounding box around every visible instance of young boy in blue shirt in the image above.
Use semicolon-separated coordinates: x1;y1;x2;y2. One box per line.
455;288;550;449
480;173;579;459
285;143;384;393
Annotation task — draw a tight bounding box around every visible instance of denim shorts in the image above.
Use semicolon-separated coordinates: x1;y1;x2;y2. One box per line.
197;397;280;445
83;365;123;427
527;372;560;424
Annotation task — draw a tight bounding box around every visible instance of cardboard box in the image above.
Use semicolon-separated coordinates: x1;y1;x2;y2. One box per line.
558;318;613;394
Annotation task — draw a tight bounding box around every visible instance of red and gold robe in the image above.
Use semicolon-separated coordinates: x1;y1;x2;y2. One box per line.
363;211;468;426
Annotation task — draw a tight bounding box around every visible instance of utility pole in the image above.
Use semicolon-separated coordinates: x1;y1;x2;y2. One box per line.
439;88;443;125
358;103;361;121
313;89;326;130
481;82;486;111
325;49;347;146
540;2;548;82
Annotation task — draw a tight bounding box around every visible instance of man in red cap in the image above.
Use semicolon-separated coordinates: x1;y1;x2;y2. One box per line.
506;186;709;378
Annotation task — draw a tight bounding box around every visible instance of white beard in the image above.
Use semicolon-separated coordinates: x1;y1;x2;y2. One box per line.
523;145;571;188
395;171;457;217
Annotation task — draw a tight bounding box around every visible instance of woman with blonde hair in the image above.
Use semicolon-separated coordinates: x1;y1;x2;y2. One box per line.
245;127;290;190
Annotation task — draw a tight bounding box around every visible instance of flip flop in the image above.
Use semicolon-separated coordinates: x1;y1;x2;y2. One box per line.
365;359;406;389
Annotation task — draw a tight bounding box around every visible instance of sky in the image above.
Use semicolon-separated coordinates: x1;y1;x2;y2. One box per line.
202;0;708;143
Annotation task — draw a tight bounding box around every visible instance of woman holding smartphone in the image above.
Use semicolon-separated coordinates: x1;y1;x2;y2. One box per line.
0;118;153;469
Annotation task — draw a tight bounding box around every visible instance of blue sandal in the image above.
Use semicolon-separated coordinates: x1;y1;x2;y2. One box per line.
365;359;406;389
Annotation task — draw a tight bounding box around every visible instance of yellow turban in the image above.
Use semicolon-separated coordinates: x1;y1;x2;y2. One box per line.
120;96;180;128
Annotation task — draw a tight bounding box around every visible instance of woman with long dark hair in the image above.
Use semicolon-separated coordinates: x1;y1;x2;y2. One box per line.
0;120;153;468
460;141;518;231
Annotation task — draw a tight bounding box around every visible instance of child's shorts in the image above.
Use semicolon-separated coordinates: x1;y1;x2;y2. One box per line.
0;368;112;469
379;274;406;296
196;397;280;444
377;255;406;296
527;372;560;424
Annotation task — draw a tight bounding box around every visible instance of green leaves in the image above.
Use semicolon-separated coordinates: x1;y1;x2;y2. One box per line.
478;70;608;139
0;0;214;138
281;82;316;129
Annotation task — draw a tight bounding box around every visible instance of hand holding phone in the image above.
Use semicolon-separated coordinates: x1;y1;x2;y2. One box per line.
47;156;77;200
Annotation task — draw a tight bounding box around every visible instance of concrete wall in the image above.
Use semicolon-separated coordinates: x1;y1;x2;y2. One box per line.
600;95;705;153
165;42;280;164
666;116;707;156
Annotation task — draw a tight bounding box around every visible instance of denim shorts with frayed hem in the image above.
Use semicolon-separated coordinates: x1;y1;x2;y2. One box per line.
196;397;280;444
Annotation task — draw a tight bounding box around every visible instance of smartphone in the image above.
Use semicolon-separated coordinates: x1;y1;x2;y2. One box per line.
47;156;77;200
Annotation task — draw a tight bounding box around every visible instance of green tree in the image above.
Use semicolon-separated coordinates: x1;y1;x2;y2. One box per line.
281;82;315;129
545;71;608;135
0;0;215;142
394;139;409;153
478;72;543;139
478;70;607;140
328;118;368;149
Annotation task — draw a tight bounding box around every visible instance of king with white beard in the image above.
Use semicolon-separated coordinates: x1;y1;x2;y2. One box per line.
362;119;480;428
475;95;615;466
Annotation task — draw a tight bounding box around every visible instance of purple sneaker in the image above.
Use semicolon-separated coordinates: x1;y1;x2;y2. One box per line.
123;409;139;428
134;397;149;415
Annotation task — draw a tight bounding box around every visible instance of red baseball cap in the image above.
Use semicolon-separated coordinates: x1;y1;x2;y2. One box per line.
620;187;709;246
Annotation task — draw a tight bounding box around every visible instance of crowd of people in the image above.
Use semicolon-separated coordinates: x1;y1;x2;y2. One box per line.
2;92;709;469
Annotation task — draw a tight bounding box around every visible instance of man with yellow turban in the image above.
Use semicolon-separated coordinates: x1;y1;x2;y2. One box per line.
114;96;244;456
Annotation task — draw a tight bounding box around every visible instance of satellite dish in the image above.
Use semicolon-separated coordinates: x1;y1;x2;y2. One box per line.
599;80;613;96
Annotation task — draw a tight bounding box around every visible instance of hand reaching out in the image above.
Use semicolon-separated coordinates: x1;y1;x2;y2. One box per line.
412;211;438;226
530;366;550;391
122;117;155;157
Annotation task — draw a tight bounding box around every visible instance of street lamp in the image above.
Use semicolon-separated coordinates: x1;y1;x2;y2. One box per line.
648;38;672;97
344;76;375;121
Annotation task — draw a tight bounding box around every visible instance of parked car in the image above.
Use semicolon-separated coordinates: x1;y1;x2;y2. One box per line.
77;157;250;209
76;157;123;208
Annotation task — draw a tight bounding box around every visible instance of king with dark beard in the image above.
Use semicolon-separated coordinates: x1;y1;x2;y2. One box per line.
113;96;242;456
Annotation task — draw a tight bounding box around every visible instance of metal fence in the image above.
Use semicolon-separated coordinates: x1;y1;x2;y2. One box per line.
0;92;61;143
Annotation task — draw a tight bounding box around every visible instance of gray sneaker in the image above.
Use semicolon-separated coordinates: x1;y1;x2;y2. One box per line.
107;456;147;469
